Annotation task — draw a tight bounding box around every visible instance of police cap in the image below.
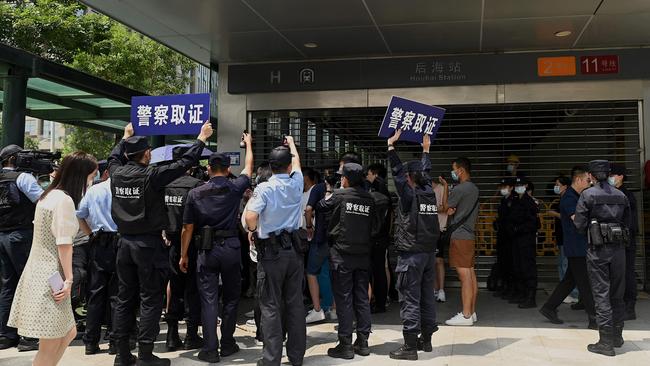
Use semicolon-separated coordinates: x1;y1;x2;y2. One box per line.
124;136;151;156
610;163;626;176
406;160;423;173
514;177;528;186
588;160;610;175
341;163;364;186
268;146;293;166
172;146;190;161
500;177;516;186
208;152;231;168
0;145;23;161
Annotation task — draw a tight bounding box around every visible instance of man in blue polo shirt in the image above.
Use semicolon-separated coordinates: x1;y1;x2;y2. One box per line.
540;166;596;329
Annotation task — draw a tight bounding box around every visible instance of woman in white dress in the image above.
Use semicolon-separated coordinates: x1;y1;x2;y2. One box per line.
8;152;97;366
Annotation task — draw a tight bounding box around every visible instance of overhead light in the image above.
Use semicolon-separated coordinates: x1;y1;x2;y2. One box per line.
304;42;318;48
554;30;572;37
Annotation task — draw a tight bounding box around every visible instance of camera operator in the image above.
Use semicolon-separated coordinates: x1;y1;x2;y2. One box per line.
0;145;44;351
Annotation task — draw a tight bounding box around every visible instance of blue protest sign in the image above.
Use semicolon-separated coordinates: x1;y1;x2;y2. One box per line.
131;93;210;136
377;96;445;144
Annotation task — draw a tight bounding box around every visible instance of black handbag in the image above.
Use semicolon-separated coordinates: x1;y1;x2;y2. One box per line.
439;197;480;245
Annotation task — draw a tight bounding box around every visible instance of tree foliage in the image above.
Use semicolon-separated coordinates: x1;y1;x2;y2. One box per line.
0;0;197;158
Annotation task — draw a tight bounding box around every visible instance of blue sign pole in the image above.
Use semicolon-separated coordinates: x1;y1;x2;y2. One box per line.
377;96;446;144
131;93;210;136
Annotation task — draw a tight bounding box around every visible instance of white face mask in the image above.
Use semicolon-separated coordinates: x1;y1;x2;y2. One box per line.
553;185;561;195
500;188;510;196
506;164;515;173
607;176;617;186
514;186;526;195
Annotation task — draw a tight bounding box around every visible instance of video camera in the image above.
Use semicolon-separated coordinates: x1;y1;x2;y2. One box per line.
15;150;61;175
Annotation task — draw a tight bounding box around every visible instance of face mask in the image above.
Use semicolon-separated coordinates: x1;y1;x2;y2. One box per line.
500;188;510;196
506;164;515;173
515;186;526;195
39;181;50;189
451;170;459;182
607;176;617;186
553;185;561;195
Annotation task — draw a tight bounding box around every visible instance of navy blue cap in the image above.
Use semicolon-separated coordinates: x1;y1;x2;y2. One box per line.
269;146;293;165
406;160;423;173
610;163;626;176
515;177;528;186
500;177;516;186
588;160;610;174
124;136;151;155
208;152;231;168
0;145;23;161
341;163;364;185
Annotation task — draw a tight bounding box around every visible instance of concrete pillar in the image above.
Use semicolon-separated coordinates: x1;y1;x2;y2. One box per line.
1;67;27;147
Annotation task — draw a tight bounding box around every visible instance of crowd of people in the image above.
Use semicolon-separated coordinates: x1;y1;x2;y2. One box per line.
0;121;640;365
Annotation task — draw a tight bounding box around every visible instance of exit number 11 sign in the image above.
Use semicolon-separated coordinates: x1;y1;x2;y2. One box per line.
580;55;619;74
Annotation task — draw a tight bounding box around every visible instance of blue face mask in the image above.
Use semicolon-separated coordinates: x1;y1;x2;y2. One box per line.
553;185;561;195
451;170;459;182
607;176;617;186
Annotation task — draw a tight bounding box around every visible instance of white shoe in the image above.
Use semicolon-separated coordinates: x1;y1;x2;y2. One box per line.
217;317;222;326
563;295;578;304
305;309;326;324
472;312;478;322
436;289;446;303
246;319;256;327
255;339;263;346
445;312;474;326
326;309;338;321
245;310;255;318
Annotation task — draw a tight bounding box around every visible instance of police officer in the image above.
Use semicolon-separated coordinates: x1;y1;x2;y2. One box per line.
0;144;42;352
574;160;630;357
386;130;440;361
244;136;306;366
316;163;378;359
493;177;514;300
179;133;253;363
505;177;540;309
163;146;205;352
108;122;213;366
608;164;639;320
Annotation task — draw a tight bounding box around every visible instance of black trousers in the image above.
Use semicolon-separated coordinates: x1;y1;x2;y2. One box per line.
587;244;626;328
395;252;437;335
370;241;388;310
166;235;200;327
495;232;514;287
624;239;637;310
331;263;371;337
258;249;305;366
113;235;169;344
543;256;595;318
197;237;241;352
0;229;32;340
83;232;119;345
512;233;537;292
72;240;90;311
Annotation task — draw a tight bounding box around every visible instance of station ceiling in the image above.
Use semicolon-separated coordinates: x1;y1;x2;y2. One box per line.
82;0;650;65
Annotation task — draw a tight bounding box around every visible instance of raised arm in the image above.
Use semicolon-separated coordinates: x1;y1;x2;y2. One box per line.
107;123;134;178
241;132;254;177
285;135;301;172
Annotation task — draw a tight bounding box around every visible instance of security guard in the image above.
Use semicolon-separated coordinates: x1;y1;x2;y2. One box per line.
77;163;120;355
179;133;253;363
494;177;514;300
316;163;378;359
386;131;440;361
244;136;306;366
505;177;539;309
163;146;205;352
108;122;213;366
0;145;42;352
608;164;639;320
574;160;630;357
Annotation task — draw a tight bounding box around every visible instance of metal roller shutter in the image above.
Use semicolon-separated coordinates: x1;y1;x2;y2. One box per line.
249;100;643;286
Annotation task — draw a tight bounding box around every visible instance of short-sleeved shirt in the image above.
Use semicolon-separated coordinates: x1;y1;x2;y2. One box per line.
447;181;480;240
2;168;43;203
560;187;587;257
307;183;328;243
183;175;251;229
247;170;304;239
42;189;79;245
433;184;448;230
77;179;118;233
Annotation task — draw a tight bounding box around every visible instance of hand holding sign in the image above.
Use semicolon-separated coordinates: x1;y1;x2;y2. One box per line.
387;129;402;146
378;96;445;144
198;121;213;143
422;134;431;153
123;123;134;140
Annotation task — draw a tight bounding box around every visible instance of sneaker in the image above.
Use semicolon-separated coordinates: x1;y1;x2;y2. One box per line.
305;309;326;324
217;317;222;326
563;295;578;304
255;338;264;346
445;312;474;326
17;337;39;352
245;309;255;318
326;309;338;321
246;319;257;327
472;313;478;322
436;289;446;303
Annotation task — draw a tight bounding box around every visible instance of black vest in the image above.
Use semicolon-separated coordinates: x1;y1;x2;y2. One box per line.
394;188;439;253
328;188;376;255
369;190;391;240
0;170;36;232
111;163;165;235
164;175;203;234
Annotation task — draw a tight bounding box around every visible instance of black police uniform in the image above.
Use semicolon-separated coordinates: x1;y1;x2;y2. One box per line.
183;153;251;360
574;160;630;356
163;173;203;350
494;179;515;299
387;150;440;360
368;178;392;313
317;164;379;359
0;145;37;347
505;181;539;308
108;136;206;366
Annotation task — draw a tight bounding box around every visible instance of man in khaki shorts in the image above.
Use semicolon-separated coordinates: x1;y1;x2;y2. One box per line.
441;157;480;326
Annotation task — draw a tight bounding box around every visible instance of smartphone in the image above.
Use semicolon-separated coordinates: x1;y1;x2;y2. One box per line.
48;272;64;292
239;129;248;148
